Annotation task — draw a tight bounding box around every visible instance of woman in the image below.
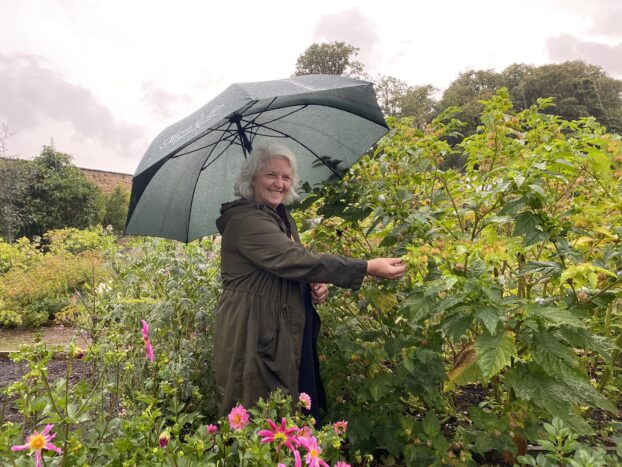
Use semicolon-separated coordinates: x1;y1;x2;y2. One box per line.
214;143;406;420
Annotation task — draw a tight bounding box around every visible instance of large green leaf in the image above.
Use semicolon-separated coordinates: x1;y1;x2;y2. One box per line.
442;311;473;342
518;261;563;278
475;330;517;380
562;374;615;412
513;212;549;245
527;304;584;328
556;328;613;362
505;364;615;433
585;147;611;182
475;305;503;335
531;331;582;377
405;292;434;322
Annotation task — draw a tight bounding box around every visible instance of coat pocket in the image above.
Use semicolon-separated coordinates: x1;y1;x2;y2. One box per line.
256;303;287;358
253;303;296;392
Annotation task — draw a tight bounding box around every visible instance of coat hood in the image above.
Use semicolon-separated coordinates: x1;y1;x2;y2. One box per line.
216;198;286;235
216;199;253;234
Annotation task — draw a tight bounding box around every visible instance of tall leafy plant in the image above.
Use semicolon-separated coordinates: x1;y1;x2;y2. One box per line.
299;89;621;462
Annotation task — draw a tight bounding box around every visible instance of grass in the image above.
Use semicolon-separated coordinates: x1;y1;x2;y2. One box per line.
0;323;87;352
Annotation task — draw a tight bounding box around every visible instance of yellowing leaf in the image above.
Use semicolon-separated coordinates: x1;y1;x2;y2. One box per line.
370;292;397;312
444;345;481;391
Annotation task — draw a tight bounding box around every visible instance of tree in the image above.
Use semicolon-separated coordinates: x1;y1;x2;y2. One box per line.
294;41;365;78
0;157;36;242
401;84;439;128
102;186;130;233
373;76;438;127
439;69;504;135
438;61;622;137
20;146;105;238
508;61;622;133
374;75;411;117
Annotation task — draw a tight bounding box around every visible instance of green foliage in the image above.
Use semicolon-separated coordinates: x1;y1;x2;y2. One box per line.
3;88;622;465
517;417;616;466
373;75;438;126
1;238;356;466
0;237;41;274
294;41;365;77
0;250;107;327
18;146;105;239
0;228;114;328
440;60;622;137
440;68;504;135
0;157;36;242
297;88;622;461
43;226;116;255
102;186;130;233
2;346;350;467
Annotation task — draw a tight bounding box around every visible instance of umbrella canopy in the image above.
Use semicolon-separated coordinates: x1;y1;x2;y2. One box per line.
124;74;388;242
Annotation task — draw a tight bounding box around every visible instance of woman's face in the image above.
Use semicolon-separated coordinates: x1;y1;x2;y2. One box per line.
252;156;292;209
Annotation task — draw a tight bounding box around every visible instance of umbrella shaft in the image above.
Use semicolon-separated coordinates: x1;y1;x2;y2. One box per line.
231;114;252;157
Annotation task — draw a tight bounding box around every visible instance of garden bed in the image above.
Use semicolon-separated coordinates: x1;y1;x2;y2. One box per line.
0;357;93;423
0;323;89;354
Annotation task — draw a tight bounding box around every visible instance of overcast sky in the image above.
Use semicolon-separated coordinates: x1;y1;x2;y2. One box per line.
1;0;620;174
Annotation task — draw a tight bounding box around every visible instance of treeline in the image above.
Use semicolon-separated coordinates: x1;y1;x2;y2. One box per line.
295;42;622;135
3;44;620;242
0;146;129;242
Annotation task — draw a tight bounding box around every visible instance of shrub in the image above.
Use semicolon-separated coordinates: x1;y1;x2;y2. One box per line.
0;237;42;274
0;250;108;327
0;301;22;327
43;226;115;255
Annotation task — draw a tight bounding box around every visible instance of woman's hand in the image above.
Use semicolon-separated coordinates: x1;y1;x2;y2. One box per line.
366;258;407;280
310;283;329;304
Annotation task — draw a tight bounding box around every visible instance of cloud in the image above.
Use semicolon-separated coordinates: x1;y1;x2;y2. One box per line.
587;7;622;38
312;8;380;71
0;53;146;158
548;0;622;39
546;35;622;76
140;81;193;119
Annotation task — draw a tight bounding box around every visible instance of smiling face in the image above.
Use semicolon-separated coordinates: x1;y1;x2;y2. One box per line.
252;156;292;209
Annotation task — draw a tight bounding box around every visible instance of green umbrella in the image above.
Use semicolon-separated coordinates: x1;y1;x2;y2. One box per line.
124;74;388;242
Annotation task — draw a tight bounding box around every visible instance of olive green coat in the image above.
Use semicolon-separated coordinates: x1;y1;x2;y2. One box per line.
214;199;367;415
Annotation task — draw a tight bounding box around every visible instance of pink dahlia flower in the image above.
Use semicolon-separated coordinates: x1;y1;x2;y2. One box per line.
333;420;348;436
228;405;249;430
257;417;300;452
298;392;311;410
298;435;329;467
11;424;62;467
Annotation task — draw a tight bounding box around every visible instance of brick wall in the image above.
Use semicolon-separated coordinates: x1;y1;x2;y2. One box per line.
80;168;132;195
0;157;132;195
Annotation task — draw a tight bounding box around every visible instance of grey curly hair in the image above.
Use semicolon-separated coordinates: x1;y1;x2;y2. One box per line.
234;143;300;204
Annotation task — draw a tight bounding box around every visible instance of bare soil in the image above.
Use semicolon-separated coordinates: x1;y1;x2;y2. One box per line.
0;324;92;424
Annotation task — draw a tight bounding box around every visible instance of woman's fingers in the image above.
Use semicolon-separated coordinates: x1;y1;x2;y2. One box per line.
310;283;329;304
389;259;407;279
367;258;407;279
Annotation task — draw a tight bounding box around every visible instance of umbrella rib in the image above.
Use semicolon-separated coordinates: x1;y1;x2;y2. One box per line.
184;122;240;242
201;138;240;171
172;127;238;159
239;104;307;147
243;105;308;128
